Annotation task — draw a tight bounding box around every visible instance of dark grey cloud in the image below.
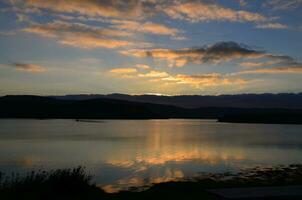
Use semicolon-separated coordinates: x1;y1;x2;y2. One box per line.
194;41;264;63
121;41;266;67
121;41;300;67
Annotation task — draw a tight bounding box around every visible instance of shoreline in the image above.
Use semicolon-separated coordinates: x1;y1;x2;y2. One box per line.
2;118;302;125
1;164;302;199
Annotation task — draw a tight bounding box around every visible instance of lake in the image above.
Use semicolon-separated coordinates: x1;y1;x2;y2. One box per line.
0;119;302;192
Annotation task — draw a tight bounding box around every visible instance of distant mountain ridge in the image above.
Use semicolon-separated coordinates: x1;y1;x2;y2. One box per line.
49;93;302;109
1;95;302;123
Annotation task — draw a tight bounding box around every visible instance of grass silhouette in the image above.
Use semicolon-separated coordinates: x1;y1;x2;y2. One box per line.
0;167;106;199
1;165;302;199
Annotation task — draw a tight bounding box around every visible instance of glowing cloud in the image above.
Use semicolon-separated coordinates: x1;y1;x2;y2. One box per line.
111;20;180;36
162;1;266;23
23;0;146;18
110;68;137;74
138;70;169;78
135;64;150;69
109;67;246;89
23;20;133;49
163;73;247;88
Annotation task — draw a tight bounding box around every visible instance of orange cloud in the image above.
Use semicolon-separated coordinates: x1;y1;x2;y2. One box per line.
20;0;282;29
16;0;286;31
163;73;247;88
24;0;145;19
59;35;131;49
109;66;246;88
138;70;169;78
135;64;150;69
23;20;133;49
111;20;180;36
162;1;266;23
110;68;137;74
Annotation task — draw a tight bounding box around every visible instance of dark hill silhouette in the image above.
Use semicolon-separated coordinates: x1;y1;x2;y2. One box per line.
0;95;167;119
0;95;228;119
1;95;302;124
50;93;302;109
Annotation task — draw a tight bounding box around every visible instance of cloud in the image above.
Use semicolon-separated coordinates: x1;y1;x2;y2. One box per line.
121;41;266;67
138;70;169;78
11;63;46;72
109;67;246;88
58;36;131;49
108;66;152;77
22;0;148;19
25;20;131;37
18;0;282;29
135;64;150;69
110;67;137;74
263;0;302;10
4;0;42;15
161;73;246;88
162;1;267;23
10;0;287;35
23;20;133;49
266;54;300;66
121;41;300;67
256;23;288;29
234;66;302;75
111;20;180;36
239;61;278;67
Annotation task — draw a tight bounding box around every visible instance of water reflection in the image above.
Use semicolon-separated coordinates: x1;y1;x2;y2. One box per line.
0;119;302;192
102;145;247;192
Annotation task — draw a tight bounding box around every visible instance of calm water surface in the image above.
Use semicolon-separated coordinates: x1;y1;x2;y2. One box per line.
0;119;302;192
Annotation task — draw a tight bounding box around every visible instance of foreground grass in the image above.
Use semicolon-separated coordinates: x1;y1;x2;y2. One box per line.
0;167;107;200
1;165;302;200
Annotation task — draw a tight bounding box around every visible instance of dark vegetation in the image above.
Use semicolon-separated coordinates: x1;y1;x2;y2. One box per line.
0;167;106;200
1;165;302;200
51;93;302;109
1;95;302;124
218;112;302;124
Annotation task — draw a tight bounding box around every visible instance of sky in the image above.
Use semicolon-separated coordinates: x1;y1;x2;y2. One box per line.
0;0;302;96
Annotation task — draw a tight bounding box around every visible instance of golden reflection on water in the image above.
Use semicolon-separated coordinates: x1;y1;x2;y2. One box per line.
107;147;245;167
101;167;185;193
106;120;245;167
101;121;246;192
1;119;302;193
